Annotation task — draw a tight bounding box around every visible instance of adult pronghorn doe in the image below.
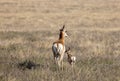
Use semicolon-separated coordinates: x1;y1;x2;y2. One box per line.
65;47;76;66
52;25;68;67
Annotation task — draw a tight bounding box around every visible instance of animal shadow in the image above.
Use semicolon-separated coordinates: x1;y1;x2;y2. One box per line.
17;60;40;70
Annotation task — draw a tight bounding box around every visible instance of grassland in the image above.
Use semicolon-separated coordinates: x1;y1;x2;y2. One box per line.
0;0;120;81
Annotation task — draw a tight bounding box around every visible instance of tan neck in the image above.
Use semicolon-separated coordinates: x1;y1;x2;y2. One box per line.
67;53;72;58
58;31;65;44
59;31;64;39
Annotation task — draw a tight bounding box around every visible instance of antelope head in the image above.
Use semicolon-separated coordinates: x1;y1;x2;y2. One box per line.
59;25;68;37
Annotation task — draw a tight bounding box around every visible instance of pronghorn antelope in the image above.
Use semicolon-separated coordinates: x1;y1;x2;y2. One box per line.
65;47;76;65
52;25;68;67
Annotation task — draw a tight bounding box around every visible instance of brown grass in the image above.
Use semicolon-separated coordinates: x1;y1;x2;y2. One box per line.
0;0;120;81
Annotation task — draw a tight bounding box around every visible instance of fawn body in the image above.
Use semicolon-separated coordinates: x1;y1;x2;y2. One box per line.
65;47;76;65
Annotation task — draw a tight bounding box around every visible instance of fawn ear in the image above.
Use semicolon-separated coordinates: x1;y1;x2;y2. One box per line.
68;47;70;50
65;47;71;53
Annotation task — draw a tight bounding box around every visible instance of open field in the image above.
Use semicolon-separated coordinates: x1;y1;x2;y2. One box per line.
0;0;120;81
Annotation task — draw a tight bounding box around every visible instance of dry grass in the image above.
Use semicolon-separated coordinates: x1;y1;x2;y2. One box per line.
0;0;120;81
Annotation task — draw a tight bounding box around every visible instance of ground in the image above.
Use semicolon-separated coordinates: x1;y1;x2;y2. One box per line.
0;0;120;81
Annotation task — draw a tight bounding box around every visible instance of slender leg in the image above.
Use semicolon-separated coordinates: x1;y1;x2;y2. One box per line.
61;60;63;71
58;60;61;67
59;55;64;70
71;63;74;68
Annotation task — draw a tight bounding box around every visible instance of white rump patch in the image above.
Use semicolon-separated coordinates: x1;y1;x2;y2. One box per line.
71;56;76;62
52;43;65;55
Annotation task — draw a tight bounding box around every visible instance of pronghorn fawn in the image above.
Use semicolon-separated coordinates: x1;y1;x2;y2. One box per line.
52;25;68;67
65;47;76;66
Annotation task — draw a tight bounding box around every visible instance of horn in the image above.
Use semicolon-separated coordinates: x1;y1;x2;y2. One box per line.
60;25;65;31
62;25;65;30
